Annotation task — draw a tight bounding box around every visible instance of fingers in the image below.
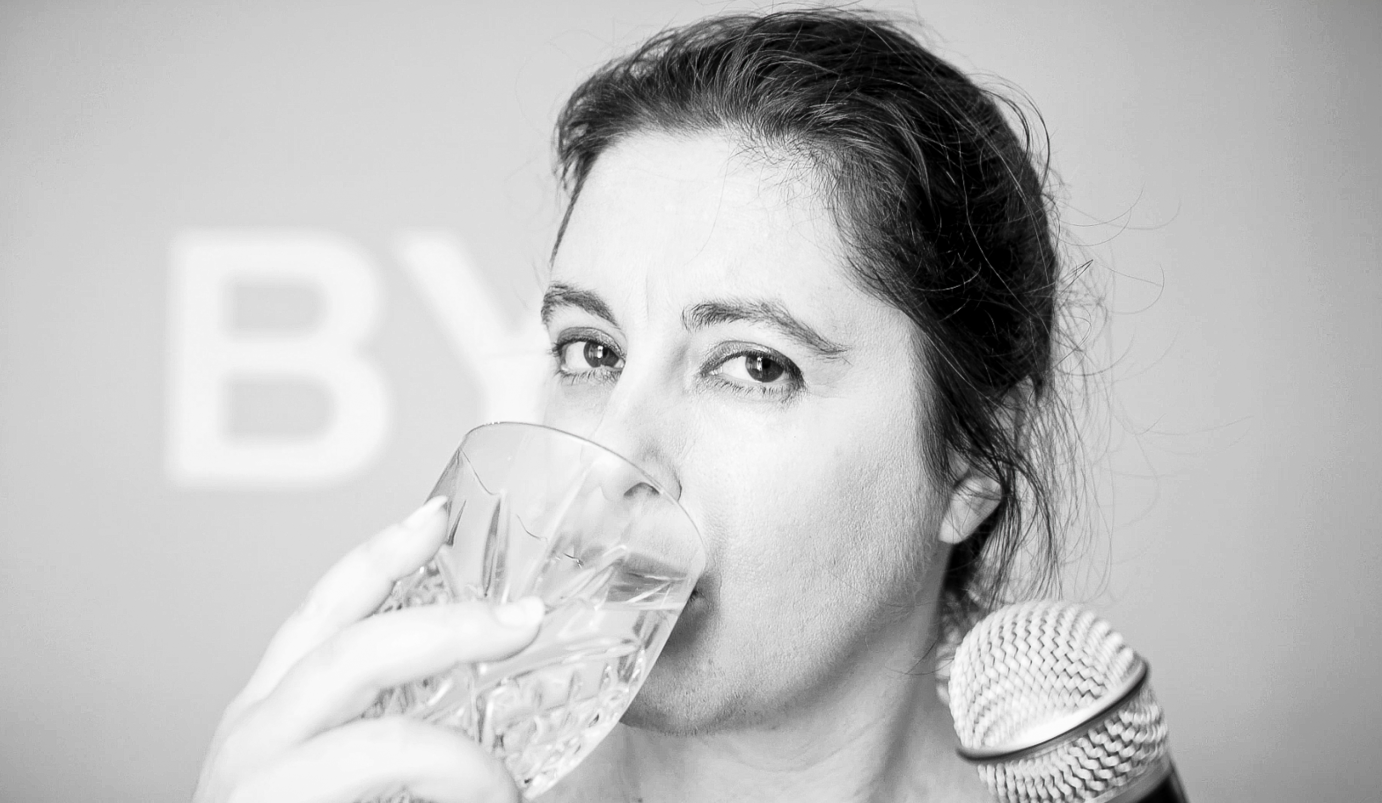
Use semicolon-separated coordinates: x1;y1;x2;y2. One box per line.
240;496;452;707
231;717;520;803
241;599;543;758
196;496;542;803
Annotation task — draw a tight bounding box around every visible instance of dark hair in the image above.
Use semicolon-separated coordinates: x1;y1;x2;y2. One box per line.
553;9;1078;633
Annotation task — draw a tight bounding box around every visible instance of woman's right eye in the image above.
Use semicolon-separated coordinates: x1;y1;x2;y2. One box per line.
553;338;624;380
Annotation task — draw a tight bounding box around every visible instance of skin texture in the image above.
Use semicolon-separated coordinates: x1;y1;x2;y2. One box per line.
539;131;995;802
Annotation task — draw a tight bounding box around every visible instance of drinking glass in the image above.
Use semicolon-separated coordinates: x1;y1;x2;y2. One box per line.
362;422;705;799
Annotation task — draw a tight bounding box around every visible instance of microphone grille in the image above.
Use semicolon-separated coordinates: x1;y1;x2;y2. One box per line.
948;601;1169;803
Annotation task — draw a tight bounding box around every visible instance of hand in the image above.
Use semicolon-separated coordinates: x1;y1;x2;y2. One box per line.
193;496;545;803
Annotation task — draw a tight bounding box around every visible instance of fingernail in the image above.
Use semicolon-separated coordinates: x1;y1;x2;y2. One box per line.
405;495;449;527
492;597;545;628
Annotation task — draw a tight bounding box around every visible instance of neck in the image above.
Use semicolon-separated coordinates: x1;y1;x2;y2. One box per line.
554;608;986;803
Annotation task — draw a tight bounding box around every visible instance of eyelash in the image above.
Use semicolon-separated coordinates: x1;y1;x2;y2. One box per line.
549;332;621;388
549;335;804;400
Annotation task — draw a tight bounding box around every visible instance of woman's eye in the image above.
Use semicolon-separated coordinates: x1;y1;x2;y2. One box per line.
742;354;785;383
712;351;799;394
554;338;624;377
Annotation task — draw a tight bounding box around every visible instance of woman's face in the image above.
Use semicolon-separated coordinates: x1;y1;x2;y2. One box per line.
543;132;951;734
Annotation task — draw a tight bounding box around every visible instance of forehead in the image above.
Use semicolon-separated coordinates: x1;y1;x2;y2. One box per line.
551;131;884;328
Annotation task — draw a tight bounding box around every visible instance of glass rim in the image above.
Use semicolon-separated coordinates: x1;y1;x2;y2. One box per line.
463;420;704;552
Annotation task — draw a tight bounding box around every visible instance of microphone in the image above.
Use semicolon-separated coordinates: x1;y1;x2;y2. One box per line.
947;601;1188;802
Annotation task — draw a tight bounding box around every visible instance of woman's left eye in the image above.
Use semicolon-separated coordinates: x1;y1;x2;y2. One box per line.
710;350;801;397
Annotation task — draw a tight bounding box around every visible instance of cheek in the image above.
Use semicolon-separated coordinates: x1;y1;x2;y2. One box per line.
810;433;934;582
685;412;934;605
541;380;605;436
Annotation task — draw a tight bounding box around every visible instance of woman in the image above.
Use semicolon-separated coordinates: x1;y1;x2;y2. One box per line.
195;9;1072;802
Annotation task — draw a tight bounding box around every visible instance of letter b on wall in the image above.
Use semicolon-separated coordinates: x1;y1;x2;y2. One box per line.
167;231;390;487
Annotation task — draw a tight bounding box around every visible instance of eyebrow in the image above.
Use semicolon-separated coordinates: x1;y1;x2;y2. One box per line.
683;298;849;359
541;283;850;360
541;282;619;328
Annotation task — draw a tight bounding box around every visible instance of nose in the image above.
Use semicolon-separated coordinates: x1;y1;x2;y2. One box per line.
586;425;682;505
581;377;684;504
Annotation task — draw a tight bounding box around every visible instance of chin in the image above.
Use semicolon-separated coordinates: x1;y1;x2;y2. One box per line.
619;692;699;735
621;645;717;735
619;609;747;736
620;685;739;737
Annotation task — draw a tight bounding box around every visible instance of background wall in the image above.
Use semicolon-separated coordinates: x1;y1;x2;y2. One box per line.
2;1;1379;801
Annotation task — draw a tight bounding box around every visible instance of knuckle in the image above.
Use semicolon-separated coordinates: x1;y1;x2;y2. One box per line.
364;715;417;752
293;585;332;623
448;609;498;644
217;692;256;733
223;780;260;803
357;526;415;588
211;721;256;779
361;523;406;563
310;626;353;670
452;602;528;643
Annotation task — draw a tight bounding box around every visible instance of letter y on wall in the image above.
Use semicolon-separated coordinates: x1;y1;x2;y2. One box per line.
394;231;549;425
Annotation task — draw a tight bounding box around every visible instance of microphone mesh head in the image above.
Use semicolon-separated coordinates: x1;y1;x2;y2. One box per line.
948;601;1169;803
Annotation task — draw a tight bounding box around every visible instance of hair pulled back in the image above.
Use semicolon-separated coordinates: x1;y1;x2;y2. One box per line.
553;8;1073;632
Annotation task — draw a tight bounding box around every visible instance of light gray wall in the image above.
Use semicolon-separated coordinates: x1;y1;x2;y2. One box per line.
2;1;1378;801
